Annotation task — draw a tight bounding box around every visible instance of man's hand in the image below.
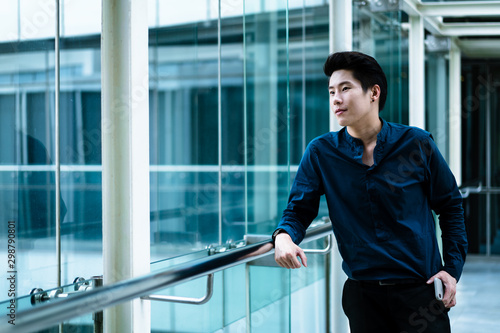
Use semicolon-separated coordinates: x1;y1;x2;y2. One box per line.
427;271;457;308
274;233;307;269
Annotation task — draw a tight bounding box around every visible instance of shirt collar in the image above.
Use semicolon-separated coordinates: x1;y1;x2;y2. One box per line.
343;127;362;147
342;117;388;147
376;118;389;144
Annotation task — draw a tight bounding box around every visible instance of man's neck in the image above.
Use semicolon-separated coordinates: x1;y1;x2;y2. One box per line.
347;115;382;146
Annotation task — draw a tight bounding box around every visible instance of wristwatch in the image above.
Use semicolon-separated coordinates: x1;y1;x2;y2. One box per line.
272;229;287;247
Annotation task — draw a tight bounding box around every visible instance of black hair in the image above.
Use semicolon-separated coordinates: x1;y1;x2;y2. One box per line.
323;51;388;111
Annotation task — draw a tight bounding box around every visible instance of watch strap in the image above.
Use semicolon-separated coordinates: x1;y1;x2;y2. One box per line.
272;229;287;247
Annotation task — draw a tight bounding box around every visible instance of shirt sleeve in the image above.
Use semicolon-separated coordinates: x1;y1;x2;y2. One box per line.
422;134;468;281
274;142;324;245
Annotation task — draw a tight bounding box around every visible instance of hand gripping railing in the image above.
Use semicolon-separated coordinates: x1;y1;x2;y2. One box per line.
0;222;333;333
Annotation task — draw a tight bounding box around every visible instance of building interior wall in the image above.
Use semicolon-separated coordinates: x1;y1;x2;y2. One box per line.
0;0;499;332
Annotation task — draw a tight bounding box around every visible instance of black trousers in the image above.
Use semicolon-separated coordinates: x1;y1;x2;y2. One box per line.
342;279;451;333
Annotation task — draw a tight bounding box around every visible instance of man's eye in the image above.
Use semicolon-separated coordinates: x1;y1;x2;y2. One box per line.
342;87;350;91
329;91;335;95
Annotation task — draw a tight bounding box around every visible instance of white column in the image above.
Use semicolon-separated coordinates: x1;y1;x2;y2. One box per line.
330;238;348;333
449;38;462;186
329;0;352;53
328;2;351;333
329;0;352;132
409;14;426;129
101;0;150;332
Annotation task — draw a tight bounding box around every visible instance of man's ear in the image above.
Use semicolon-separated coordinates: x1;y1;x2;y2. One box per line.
371;84;381;101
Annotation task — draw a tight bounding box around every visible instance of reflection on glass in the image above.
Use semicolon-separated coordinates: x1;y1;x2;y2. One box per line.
59;7;103;290
150;171;220;260
0;16;58;294
461;61;500;255
148;0;331;331
353;5;408;125
0;0;104;300
149;1;220;257
0;0;423;332
149;0;330;260
426;52;449;159
494;194;500;255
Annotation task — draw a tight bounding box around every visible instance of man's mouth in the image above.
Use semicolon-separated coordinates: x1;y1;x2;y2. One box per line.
335;109;346;115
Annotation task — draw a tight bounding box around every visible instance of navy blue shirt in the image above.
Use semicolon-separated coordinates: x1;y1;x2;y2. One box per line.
276;119;468;281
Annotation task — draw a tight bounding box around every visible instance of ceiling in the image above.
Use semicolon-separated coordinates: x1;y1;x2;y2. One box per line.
401;0;500;58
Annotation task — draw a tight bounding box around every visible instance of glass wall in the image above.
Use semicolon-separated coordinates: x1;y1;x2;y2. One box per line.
0;0;103;308
0;0;332;331
148;0;331;331
148;0;330;260
426;49;450;160
0;0;418;331
0;0;59;295
352;3;409;125
461;60;500;255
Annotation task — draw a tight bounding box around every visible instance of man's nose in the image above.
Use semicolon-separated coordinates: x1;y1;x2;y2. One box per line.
332;95;342;104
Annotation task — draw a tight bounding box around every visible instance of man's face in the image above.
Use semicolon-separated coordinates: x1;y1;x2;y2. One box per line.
328;69;375;128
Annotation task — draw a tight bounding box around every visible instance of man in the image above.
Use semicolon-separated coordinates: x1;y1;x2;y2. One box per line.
273;51;467;333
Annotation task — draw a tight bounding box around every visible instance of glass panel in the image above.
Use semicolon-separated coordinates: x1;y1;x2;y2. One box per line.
461;60;497;254
247;236;328;332
491;67;500;255
59;0;103;287
149;0;329;255
463;194;483;254
462;193;500;255
0;277;98;331
244;0;293;236
149;0;220;259
149;1;225;330
244;1;331;331
151;251;249;332
244;3;291;330
0;5;58;298
492;194;500;255
19;0;57;41
149;0;332;330
150;171;219;262
150;271;225;332
0;0;103;304
426;52;449;159
290;238;327;333
60;171;102;280
462;62;486;188
221;1;246;244
222;265;247;329
290;0;330;221
352;4;408;125
249;266;290;332
62;0;101;37
150;250;222;332
148;233;329;332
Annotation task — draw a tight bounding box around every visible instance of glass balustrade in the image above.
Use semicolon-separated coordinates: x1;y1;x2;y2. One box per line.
4;1;499;332
148;227;329;332
0;276;100;332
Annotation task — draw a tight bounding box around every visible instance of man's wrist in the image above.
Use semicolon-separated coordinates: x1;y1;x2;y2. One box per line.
443;266;461;282
272;229;288;246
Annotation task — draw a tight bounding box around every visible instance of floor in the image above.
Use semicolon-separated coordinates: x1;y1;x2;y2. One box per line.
449;255;500;333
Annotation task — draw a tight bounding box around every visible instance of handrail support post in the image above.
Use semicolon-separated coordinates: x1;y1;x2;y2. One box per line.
142;274;214;305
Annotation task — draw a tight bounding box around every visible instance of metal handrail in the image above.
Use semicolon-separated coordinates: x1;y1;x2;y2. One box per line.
304;234;333;254
0;223;332;333
460;185;500;198
142;274;214;305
